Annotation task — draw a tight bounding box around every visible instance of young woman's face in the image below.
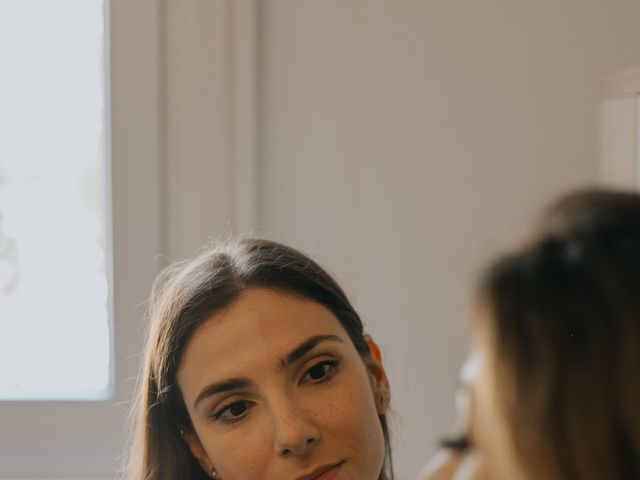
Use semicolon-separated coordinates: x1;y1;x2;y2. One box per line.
177;287;388;480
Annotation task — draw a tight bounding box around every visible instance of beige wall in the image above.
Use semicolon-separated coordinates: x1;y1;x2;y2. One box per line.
254;1;640;478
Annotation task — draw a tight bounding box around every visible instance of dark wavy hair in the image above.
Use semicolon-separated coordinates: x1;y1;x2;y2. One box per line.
476;189;640;479
124;238;393;480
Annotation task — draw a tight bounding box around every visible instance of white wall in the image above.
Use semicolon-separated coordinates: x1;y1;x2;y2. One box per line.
253;2;640;478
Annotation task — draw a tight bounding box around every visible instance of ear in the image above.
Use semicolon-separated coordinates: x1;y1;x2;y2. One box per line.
181;428;213;473
363;334;390;414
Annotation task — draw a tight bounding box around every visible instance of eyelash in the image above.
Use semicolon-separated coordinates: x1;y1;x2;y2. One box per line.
212;399;255;424
211;359;341;424
439;434;471;453
300;358;341;385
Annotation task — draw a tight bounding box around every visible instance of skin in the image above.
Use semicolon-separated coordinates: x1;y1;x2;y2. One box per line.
177;287;389;480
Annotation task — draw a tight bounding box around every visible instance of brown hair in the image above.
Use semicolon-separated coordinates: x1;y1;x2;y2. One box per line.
124;238;393;480
476;189;640;479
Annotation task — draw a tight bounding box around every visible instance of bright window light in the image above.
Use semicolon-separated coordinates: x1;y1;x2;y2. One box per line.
0;0;111;400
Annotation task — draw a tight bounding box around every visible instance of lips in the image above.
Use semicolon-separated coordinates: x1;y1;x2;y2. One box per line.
294;460;345;480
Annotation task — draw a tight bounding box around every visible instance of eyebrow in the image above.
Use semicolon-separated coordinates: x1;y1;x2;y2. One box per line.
192;334;344;410
193;378;254;410
279;334;343;370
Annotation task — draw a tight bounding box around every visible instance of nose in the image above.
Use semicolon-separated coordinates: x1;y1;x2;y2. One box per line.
272;399;320;458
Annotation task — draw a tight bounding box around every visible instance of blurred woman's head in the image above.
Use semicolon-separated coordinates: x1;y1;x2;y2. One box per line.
126;238;393;480
423;189;640;480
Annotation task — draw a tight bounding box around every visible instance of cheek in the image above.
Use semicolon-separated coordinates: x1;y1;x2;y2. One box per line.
197;422;274;479
309;365;385;469
313;379;376;434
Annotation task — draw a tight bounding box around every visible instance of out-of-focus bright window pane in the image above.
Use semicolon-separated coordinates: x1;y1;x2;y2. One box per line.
0;0;111;400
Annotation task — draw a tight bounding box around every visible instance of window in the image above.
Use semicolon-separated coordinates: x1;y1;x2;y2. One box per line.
0;0;111;401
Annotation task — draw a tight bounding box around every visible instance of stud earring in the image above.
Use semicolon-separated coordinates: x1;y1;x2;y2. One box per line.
380;392;391;407
210;467;218;478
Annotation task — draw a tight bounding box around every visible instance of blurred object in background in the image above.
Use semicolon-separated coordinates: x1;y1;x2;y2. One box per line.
599;66;640;190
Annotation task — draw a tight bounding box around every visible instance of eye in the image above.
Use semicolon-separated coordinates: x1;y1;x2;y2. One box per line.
439;434;471;453
212;400;255;423
301;359;340;384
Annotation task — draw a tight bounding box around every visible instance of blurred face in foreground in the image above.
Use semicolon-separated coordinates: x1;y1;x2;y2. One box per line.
177;288;389;480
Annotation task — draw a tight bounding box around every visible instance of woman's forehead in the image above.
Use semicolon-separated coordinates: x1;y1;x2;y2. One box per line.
192;288;346;346
177;288;352;386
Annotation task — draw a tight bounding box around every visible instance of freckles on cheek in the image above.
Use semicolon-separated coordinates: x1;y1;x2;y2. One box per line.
317;382;377;439
224;428;274;478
